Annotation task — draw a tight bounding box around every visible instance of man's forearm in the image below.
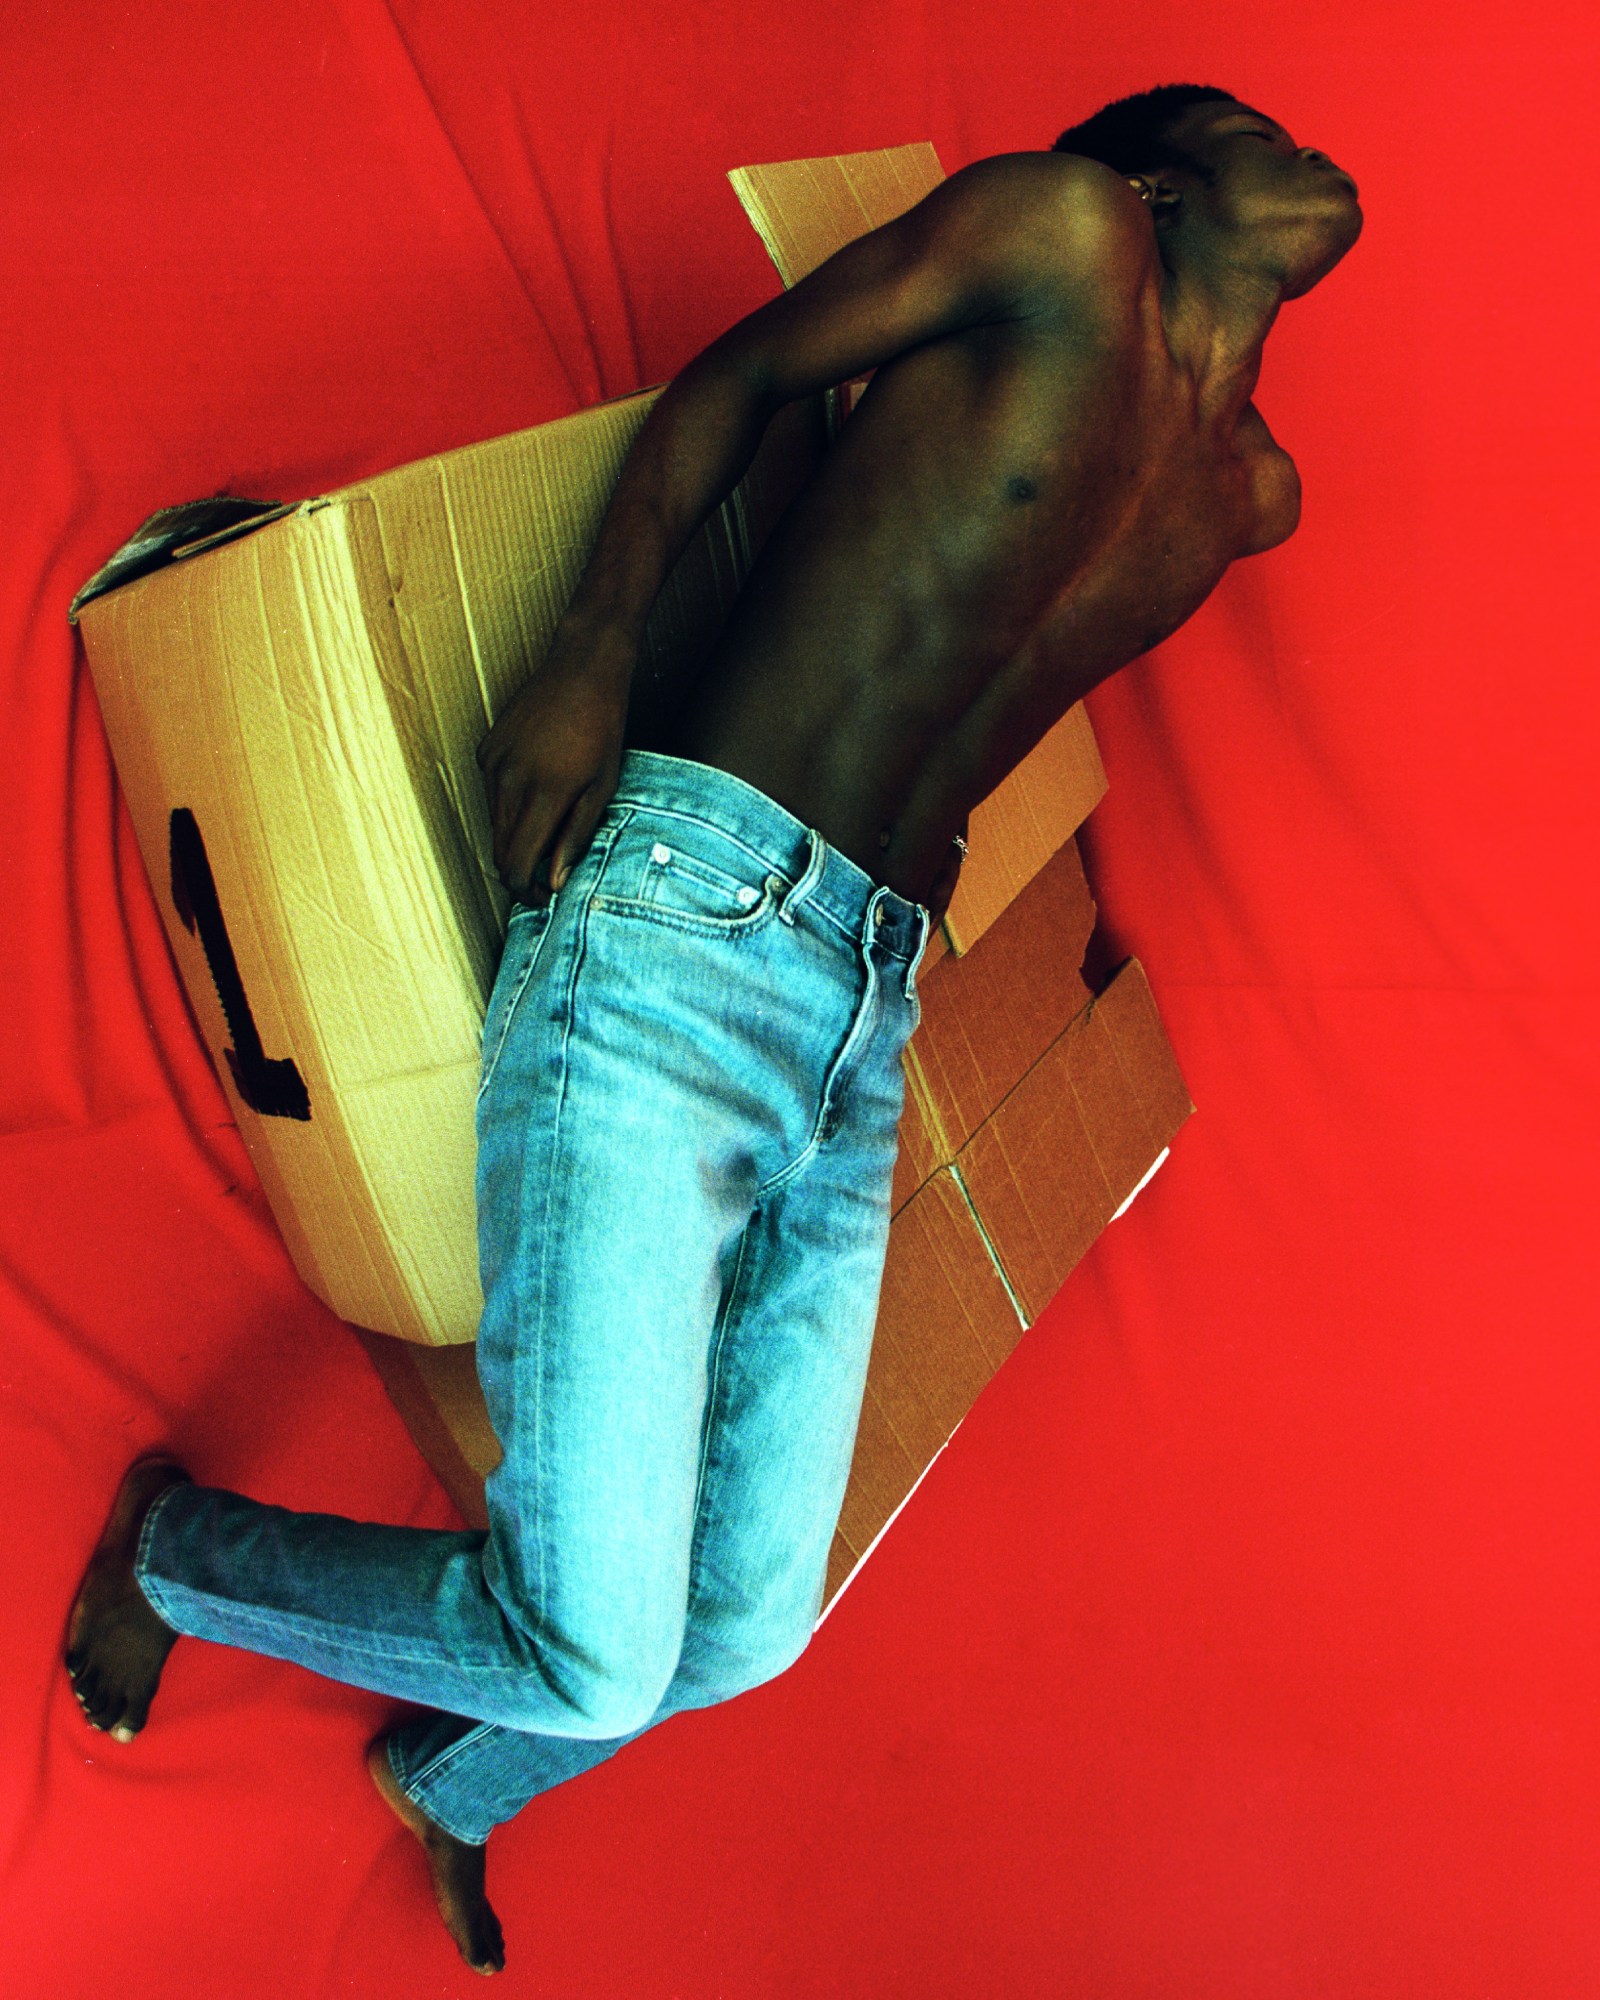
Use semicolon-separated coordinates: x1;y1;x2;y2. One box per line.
557;344;780;676
478;341;785;901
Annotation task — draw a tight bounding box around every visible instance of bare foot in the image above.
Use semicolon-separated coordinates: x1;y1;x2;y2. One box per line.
368;1735;506;1975
64;1456;190;1742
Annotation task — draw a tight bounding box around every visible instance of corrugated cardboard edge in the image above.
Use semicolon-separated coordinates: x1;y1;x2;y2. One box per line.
942;703;1107;954
354;1328;501;1529
728;143;945;290
820;955;1193;1610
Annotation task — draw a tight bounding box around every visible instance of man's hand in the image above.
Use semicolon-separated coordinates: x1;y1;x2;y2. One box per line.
476;620;636;906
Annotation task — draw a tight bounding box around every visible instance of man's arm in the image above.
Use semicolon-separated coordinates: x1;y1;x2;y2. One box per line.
478;153;1138;903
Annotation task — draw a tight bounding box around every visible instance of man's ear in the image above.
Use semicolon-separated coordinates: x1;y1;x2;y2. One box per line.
1126;174;1182;218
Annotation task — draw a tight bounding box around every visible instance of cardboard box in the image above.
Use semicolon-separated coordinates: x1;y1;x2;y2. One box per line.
77;389;828;1346
73;144;1110;1346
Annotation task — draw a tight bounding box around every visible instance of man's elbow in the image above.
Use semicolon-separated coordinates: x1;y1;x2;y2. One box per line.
684;317;790;421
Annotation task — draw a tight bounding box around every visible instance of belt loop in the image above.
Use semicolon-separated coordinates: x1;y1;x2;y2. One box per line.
903;903;932;998
778;828;825;925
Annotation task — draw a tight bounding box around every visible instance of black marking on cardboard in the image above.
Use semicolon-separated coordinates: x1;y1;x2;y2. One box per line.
169;808;311;1122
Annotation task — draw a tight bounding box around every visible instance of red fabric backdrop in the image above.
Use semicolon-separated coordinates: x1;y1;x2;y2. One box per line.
4;2;1595;1994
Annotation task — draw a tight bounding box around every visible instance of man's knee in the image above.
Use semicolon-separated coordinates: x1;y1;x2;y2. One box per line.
513;1586;683;1736
487;1636;677;1738
484;1528;685;1736
676;1615;814;1710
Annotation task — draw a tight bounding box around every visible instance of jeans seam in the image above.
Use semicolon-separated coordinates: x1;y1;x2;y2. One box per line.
405;1718;501;1784
392;1723;496;1844
476;912;554;1105
685;1216;758;1593
149;1588;543;1673
521;842;607;1666
599;803;776;881
588;894;780;941
131;1483;187;1615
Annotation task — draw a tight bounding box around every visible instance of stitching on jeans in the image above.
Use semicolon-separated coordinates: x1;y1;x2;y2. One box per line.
476;909;555;1105
756;1135;818;1201
523;825;613;1665
403;1716;499;1787
388;1732;491;1845
589;891;780;941
595;793;908;953
685;1213;759;1589
596;804;776;880
405;1781;488;1846
131;1483;186;1610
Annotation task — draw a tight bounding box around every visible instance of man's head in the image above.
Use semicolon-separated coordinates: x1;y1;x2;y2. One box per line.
1055;85;1362;299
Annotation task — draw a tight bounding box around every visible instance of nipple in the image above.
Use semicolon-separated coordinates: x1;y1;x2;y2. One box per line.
878;827;892;850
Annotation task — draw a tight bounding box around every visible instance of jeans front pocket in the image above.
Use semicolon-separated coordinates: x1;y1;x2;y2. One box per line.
591;815;780;938
477;901;554;1102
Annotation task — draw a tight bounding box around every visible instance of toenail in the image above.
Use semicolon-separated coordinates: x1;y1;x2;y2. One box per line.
112;1726;134;1743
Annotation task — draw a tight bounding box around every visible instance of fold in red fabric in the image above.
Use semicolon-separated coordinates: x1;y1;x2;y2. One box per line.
3;3;1594;1995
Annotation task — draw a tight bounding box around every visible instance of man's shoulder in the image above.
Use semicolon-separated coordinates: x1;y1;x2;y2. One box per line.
932;151;1156;314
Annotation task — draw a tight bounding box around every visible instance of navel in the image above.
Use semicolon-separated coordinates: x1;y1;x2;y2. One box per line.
1005;474;1038;504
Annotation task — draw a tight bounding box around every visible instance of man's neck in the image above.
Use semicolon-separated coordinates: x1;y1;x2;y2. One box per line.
1155;231;1286;424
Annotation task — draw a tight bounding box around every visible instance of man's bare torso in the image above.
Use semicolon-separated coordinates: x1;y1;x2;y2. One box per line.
667;186;1298;906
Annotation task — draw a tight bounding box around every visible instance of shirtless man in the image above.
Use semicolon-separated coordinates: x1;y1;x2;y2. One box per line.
66;85;1361;1976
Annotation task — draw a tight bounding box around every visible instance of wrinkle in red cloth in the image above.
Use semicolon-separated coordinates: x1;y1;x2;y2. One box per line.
3;4;1595;1996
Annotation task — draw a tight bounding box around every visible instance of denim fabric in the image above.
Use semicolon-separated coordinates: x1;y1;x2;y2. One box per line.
136;750;930;1845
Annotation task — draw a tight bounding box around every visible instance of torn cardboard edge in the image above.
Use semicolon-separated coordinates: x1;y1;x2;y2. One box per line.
817;1145;1174;1629
67;497;292;622
729;143;945;289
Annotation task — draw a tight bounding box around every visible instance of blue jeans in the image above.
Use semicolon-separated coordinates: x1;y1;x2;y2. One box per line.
136;749;930;1845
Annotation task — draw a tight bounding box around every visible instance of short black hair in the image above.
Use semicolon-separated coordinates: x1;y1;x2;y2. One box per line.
1052;83;1239;184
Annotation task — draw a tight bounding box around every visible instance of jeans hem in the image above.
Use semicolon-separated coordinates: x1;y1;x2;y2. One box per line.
389;1731;491;1847
132;1482;187;1623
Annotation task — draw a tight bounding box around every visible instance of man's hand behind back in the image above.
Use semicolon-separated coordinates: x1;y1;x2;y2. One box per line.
476;619;636;907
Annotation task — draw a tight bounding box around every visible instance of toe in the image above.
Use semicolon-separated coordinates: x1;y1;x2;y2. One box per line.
84;1682;123;1732
99;1693;131;1736
119;1692;153;1738
473;1906;506;1974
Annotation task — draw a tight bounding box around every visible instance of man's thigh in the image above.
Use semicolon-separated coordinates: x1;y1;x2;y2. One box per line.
674;1046;906;1697
467;829;812;1688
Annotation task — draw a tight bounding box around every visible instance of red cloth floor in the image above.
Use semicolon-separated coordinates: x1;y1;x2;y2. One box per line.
4;4;1595;1995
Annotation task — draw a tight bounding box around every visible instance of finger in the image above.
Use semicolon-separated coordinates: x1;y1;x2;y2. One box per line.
546;780;611;893
500;792;565;903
